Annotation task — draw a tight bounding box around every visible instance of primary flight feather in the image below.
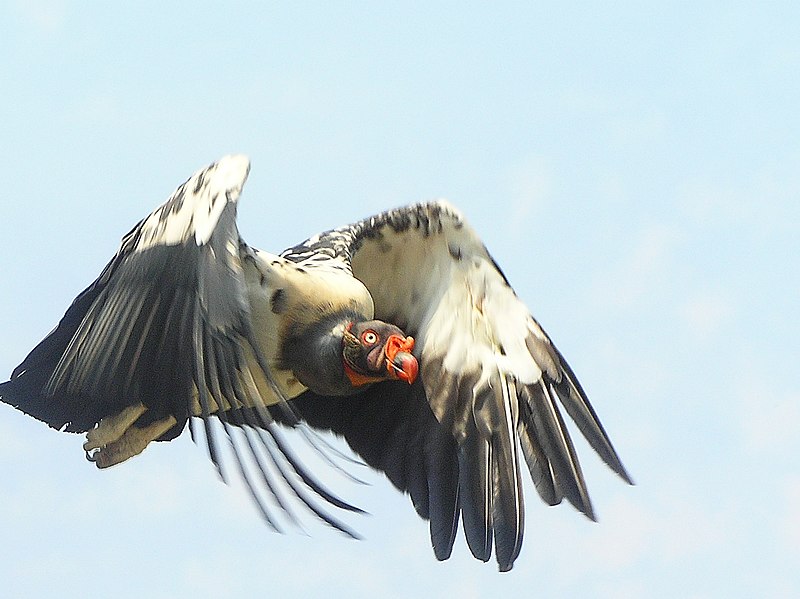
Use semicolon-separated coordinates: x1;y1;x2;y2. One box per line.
0;155;631;571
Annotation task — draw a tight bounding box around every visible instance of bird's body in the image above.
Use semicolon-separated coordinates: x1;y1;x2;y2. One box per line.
0;155;631;571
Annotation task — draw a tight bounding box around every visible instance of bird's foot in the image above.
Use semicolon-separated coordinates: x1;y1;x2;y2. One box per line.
85;414;177;468
83;403;147;452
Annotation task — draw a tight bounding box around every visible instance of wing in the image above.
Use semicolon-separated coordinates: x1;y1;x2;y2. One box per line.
286;381;461;562
3;155;254;431
0;155;360;536
283;200;633;570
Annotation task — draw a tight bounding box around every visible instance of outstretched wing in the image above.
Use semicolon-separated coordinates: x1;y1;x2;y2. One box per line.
0;155;360;536
284;200;633;570
2;155;256;432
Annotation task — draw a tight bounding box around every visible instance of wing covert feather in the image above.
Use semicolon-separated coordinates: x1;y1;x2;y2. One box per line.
285;200;632;570
0;156;361;537
2;165;632;569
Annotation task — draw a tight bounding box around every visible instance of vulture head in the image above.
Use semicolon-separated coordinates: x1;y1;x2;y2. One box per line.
280;316;419;396
341;320;418;388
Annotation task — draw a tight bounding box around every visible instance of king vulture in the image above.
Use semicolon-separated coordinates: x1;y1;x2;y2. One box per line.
0;155;632;571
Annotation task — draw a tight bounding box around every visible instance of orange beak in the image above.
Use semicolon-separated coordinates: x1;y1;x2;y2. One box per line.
384;334;419;384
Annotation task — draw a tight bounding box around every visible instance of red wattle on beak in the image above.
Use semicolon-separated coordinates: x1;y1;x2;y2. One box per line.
384;334;419;384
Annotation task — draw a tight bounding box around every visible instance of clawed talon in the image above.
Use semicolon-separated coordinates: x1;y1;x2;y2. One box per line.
82;413;178;469
84;439;129;469
83;403;147;453
83;433;103;453
85;444;125;469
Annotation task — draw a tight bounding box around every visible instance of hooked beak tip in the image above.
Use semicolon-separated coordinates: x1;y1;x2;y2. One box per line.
385;334;418;384
390;351;419;384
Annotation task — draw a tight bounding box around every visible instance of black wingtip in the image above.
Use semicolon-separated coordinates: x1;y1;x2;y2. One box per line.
606;453;635;486
619;467;635;486
583;504;598;523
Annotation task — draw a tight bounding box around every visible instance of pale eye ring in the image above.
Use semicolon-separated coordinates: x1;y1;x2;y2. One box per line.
362;330;378;345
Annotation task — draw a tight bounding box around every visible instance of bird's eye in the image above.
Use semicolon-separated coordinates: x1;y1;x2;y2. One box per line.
361;330;378;345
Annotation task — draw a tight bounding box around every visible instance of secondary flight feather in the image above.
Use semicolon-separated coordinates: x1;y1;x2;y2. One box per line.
0;155;632;571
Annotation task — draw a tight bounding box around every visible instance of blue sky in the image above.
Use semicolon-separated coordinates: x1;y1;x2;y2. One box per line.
1;2;798;597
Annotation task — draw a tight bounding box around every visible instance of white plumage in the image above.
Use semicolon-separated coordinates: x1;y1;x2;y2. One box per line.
0;155;632;571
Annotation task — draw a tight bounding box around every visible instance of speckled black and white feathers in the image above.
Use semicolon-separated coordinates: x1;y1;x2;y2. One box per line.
0;155;363;537
0;155;632;572
280;200;462;275
2;156;255;434
282;199;633;571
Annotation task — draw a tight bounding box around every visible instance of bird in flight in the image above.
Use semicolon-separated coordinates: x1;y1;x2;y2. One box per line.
0;155;631;571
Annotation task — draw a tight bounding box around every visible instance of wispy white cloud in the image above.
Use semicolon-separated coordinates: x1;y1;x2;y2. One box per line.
590;489;735;569
739;386;800;454
503;155;553;238
516;476;744;597
609;108;668;149
70;90;123;125
680;287;736;340
12;0;66;35
678;157;800;234
591;224;678;309
780;476;800;549
0;414;27;457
